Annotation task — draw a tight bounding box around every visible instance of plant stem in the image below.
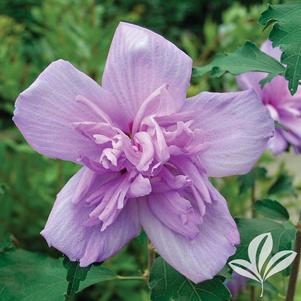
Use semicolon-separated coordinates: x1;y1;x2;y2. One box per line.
116;275;145;281
144;240;156;282
250;180;256;301
251;181;256;218
285;210;301;301
65;293;75;301
260;281;264;298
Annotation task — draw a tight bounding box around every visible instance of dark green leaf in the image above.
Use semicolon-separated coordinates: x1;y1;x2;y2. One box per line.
238;167;267;195
255;199;289;221
259;3;301;95
0;234;15;252
150;257;231;301
232;218;296;262
249;280;279;298
217;266;232;281
268;174;294;196
192;41;284;79
259;73;277;86
63;257;91;297
0;250;116;301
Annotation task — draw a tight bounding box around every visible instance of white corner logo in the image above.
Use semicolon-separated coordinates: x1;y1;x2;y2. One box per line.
228;232;297;297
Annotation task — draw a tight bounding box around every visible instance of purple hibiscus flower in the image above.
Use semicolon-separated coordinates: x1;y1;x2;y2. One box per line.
237;40;301;155
13;22;274;283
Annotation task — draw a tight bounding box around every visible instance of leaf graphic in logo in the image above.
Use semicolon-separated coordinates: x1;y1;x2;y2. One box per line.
228;259;262;282
248;232;273;274
257;233;273;273
229;232;297;298
263;250;297;280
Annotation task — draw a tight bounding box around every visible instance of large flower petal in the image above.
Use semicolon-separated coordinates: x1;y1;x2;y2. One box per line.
183;89;274;177
139;185;239;283
102;22;192;131
13;60;120;162
41;167;141;266
139;184;240;283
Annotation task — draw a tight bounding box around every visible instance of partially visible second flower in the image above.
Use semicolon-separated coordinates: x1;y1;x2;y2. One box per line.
226;272;248;300
237;40;301;155
13;22;274;283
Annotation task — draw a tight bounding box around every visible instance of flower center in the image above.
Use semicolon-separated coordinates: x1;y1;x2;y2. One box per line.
73;83;209;177
73;112;206;179
71;92;209;239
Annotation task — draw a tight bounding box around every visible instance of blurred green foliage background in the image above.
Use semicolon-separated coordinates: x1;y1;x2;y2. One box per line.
1;1;300;300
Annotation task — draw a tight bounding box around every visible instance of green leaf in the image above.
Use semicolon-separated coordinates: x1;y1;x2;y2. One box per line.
150;257;231;301
217;266;232;281
0;234;15;252
79;264;117;291
232;218;296;261
268;174;295;196
63;257;91;298
192;41;284;79
237;167;267;195
255;199;289;221
259;73;276;86
249;279;279;298
259;3;301;95
0;250;116;301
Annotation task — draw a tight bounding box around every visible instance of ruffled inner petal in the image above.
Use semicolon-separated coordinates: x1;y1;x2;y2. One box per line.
148;191;202;240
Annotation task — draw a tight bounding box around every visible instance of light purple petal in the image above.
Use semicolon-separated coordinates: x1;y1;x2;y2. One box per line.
226;272;248;300
262;75;291;106
132;84;176;134
281;116;301;139
182;89;274;177
102;22;192;131
127;174;152;198
277;117;301;151
266;104;280;121
268;128;288;155
72;167;98;204
151;167;192;194
261;40;281;61
41;167;141;266
236;72;265;98
147;191;202;240
282;129;301;148
13;60;121;162
139;183;240;283
134;131;155;171
238;72;291;108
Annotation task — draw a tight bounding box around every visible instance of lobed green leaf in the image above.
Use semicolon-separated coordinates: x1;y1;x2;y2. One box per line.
150;257;231;301
192;41;284;80
255;199;289;222
259;3;301;95
0;250;116;301
268;173;295;197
